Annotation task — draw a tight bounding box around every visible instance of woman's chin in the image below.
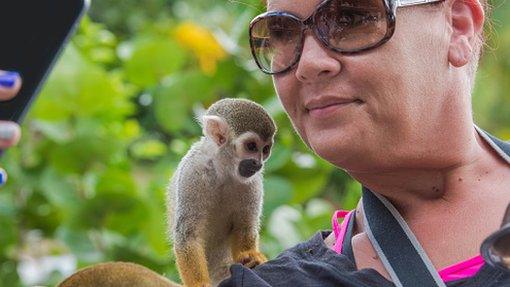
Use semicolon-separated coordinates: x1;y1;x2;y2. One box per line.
309;138;355;166
301;121;374;168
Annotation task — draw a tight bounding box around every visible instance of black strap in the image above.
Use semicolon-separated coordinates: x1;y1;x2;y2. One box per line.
341;209;356;265
358;128;509;287
362;187;446;287
483;131;510;156
476;125;510;164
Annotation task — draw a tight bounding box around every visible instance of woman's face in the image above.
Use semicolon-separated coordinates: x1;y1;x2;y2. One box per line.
268;0;471;172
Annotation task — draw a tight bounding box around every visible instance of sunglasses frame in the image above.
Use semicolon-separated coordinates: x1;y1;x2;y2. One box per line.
249;0;443;75
481;204;510;272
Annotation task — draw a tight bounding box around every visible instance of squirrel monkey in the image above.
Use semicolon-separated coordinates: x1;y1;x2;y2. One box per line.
56;99;276;287
167;98;277;286
58;262;180;287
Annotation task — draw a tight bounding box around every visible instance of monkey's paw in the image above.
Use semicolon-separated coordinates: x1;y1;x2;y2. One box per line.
235;250;267;268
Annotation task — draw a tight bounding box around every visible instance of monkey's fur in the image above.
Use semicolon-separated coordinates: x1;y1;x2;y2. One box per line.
206;99;275;141
167;98;276;286
58;262;180;287
56;99;276;287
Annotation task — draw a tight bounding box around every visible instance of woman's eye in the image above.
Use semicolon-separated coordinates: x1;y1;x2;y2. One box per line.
246;142;258;152
269;28;294;43
336;13;354;28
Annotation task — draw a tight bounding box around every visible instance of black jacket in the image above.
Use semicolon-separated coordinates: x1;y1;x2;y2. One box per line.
219;231;510;286
220;130;510;287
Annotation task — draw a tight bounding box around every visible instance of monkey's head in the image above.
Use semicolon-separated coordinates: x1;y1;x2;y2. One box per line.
202;98;276;181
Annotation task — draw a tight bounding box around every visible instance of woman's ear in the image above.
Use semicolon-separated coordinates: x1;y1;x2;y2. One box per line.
202;115;230;147
447;0;485;67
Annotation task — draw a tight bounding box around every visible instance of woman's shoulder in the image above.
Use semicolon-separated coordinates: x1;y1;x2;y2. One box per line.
218;230;510;287
219;231;394;287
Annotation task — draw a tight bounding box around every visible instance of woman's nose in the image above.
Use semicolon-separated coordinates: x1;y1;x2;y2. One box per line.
295;31;341;83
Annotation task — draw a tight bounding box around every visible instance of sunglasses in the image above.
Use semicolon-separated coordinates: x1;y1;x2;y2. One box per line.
481;203;510;272
249;0;444;75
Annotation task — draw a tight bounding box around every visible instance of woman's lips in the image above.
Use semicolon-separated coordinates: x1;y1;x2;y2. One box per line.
307;100;361;119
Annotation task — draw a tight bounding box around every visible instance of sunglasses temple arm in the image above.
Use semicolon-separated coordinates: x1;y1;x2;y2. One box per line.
396;0;444;7
501;203;510;228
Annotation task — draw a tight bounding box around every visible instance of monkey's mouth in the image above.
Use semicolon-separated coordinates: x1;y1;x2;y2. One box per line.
238;160;262;178
239;169;257;178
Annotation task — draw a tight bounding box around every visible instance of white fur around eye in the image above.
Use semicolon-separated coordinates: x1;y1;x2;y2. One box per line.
233;132;262;158
235;132;260;147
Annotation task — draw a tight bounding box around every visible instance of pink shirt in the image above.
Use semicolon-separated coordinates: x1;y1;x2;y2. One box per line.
331;210;485;283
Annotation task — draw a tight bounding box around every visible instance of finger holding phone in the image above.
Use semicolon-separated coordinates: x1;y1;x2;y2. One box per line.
0;0;89;187
0;70;22;186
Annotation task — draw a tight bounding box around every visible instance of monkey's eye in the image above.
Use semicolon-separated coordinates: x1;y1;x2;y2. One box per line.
263;145;270;154
245;142;258;152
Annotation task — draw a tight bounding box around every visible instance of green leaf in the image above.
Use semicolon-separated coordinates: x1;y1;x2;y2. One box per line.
40;168;79;210
130;138;168;160
264;144;292;172
96;168;137;196
56;227;102;263
124;39;187;86
341;180;362;210
267;205;303;249
0;208;17;249
34;43;133;121
153;72;215;133
263;176;293;218
31;120;72;144
290;171;329;204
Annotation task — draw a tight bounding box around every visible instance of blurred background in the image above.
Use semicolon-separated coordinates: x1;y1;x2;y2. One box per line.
0;0;509;285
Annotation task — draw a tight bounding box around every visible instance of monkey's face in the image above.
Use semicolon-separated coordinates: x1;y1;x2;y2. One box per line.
233;131;273;179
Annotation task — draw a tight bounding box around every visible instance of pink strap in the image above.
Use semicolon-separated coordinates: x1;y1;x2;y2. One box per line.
438;255;485;283
330;210;485;282
331;210;354;254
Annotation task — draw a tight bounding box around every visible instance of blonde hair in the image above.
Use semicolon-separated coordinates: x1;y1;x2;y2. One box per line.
470;0;493;82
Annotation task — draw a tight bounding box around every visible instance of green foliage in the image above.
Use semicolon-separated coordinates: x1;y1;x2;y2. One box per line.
0;0;509;285
472;1;510;137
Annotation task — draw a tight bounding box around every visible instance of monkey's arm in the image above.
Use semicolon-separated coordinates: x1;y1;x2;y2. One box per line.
230;225;267;268
230;179;267;268
174;235;211;287
171;168;214;287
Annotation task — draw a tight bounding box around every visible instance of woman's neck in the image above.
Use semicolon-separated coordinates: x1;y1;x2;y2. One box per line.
347;130;510;221
347;130;510;270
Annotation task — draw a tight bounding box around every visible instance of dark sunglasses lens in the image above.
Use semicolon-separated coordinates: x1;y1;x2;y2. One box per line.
315;0;389;51
250;15;302;74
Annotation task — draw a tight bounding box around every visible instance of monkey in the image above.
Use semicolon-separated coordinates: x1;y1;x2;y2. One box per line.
56;98;276;287
57;262;180;287
167;98;277;287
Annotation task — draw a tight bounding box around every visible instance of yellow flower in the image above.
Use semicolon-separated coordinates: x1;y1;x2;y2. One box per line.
175;22;227;75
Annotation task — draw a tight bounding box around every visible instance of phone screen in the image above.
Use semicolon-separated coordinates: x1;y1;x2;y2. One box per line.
0;0;88;122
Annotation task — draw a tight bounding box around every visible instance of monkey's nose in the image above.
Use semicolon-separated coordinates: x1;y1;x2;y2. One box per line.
248;159;262;170
239;159;262;178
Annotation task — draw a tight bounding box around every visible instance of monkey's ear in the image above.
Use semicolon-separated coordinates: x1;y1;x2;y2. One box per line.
202;115;230;147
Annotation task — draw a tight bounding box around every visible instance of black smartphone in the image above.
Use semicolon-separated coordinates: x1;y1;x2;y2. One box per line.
0;0;89;122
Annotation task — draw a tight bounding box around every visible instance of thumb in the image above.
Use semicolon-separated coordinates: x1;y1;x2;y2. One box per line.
0;121;21;149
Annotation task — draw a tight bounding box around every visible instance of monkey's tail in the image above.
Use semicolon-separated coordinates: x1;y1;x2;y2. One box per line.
58;261;182;287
